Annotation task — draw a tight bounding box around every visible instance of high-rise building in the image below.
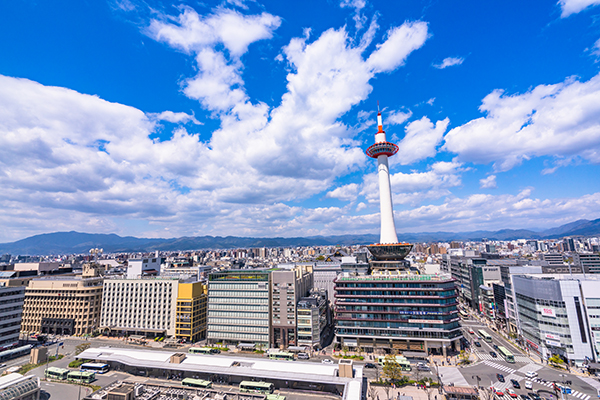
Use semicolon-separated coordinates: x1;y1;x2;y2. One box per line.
0;286;25;350
207;270;271;345
334;111;461;356
297;288;329;349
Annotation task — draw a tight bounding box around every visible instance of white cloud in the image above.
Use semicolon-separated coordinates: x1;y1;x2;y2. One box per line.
326;183;360;201
433;56;464;69
366;22;429;73
386;109;412;125
356;202;367;211
558;0;600;17
396;117;449;165
592;38;600;57
148;111;201;125
479;175;497;189
361;161;463;206
443;73;600;171
340;0;367;31
0;6;432;242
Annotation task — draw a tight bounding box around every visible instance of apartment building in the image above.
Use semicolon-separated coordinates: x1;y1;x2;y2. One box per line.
0;286;25;350
100;278;179;338
271;266;312;348
21;270;103;336
207;270;271;345
574;252;600;274
175;281;207;343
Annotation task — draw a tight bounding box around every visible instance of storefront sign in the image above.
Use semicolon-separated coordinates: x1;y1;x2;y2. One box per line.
546;339;561;347
408;319;444;324
541;307;556;318
526;339;539;350
545;333;560;340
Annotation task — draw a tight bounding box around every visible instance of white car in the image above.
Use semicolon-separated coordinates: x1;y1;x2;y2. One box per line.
321;359;334;364
525;371;538;378
525;381;533;390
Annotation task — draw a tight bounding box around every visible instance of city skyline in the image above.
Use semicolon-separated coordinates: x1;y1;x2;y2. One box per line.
1;0;600;242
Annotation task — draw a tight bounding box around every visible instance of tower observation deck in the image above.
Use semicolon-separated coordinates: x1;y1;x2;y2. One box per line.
365;110;412;263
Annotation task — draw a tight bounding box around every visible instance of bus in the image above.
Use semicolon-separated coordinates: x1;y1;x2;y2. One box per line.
67;371;96;383
268;352;295;361
188;347;219;355
45;367;69;380
377;356;412;371
239;381;275;394
182;378;212;388
497;346;515;363
478;330;492;343
80;362;110;374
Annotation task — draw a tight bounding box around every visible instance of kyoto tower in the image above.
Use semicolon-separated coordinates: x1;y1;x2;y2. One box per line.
365;109;412;262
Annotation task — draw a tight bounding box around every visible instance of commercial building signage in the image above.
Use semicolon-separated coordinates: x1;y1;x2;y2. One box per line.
541;307;556;318
546;339;561;347
526;339;539;350
408;319;444;324
398;311;444;316
545;333;560;340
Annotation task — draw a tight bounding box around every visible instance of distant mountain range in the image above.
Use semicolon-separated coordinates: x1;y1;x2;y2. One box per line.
1;218;599;256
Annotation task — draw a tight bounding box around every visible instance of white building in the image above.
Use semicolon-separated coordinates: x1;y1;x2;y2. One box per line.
514;274;600;365
100;278;179;337
126;257;162;279
0;286;25;350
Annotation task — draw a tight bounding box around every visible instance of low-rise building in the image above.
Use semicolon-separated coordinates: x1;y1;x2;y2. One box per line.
0;373;40;400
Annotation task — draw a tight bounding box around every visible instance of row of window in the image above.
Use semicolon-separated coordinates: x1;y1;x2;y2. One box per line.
207;324;268;333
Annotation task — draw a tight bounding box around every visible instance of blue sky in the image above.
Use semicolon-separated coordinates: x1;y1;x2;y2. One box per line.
1;0;600;242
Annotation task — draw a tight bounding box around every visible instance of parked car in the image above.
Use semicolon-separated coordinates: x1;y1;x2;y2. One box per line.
490;351;497;358
511;379;521;389
525;371;538;379
474;341;481;347
497;374;505;382
321;359;334;364
364;363;377;369
297;352;309;360
506;388;518;398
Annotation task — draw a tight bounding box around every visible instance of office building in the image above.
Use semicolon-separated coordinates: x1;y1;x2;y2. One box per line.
0;286;25;350
100;278;179;337
574;253;600;274
207;270;271;345
21;268;103;336
271;266;312;348
175;281;207;343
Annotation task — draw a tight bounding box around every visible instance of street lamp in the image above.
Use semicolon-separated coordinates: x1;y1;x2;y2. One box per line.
472;375;481;390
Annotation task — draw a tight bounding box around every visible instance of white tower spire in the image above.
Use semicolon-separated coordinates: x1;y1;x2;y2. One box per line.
366;111;399;244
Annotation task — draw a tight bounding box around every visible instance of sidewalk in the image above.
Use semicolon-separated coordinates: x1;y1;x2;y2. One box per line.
369;384;442;400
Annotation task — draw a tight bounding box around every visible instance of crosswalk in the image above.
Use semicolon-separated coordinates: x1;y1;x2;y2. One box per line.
475;352;534;363
483;360;517;374
527;379;591;400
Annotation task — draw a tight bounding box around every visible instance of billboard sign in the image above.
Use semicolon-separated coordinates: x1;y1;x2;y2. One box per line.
541;307;556;318
546;339;561;347
545;333;560;340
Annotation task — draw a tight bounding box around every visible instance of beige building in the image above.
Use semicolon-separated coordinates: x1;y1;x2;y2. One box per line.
20;266;103;336
100;278;179;338
271;265;312;348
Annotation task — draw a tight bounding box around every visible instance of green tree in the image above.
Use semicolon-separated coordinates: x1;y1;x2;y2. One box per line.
316;255;325;261
549;354;564;366
458;350;471;365
75;343;91;356
382;355;403;382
